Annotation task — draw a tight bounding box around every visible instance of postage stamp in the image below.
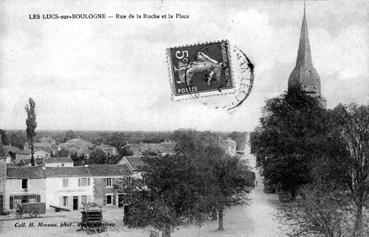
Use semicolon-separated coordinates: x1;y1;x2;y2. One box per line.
166;40;235;101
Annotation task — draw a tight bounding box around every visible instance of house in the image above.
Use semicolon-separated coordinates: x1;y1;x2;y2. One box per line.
2;162;132;212
220;138;237;157
44;157;73;167
34;150;51;159
45;165;131;210
15;150;31;162
17;158;44;167
38;136;56;145
94;144;118;156
125;142;176;156
118;156;146;179
0;157;6;214
5;166;47;212
4;145;21;163
57;138;95;157
33;143;56;154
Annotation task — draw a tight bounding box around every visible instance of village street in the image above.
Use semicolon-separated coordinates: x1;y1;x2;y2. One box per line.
0;143;287;237
172;144;286;237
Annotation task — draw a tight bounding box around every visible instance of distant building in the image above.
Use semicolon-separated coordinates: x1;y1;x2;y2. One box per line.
94;144;118;156
220;138;237;157
34;150;51;159
57;138;95;158
0;136;6;214
126;142;175;156
17;158;44;167
3;145;21;163
44;157;73;167
38;136;56;145
14;150;31;162
118;156;146;179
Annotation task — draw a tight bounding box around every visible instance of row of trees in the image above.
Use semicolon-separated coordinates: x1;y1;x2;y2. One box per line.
250;89;369;236
119;130;255;237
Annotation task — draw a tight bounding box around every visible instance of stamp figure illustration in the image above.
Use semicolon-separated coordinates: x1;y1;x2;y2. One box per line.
167;40;234;100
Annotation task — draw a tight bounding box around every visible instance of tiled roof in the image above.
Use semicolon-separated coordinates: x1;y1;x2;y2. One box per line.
45;164;131;177
58;138;95;148
7;164;131;179
18;158;44;165
123;156;146;171
4;145;21;154
7;166;46;179
34;142;54;148
95;144;116;150
127;142;175;156
44;157;73;164
16;150;31;155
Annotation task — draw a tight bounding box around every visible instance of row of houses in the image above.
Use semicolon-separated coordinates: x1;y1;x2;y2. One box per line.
0;156;136;214
4;139;119;165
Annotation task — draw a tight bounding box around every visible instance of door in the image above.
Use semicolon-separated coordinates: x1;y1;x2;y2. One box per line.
0;195;3;214
73;196;78;210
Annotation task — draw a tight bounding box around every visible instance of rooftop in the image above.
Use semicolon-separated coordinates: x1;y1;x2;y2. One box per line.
44;157;73;164
95;144;116;150
120;156;146;171
6;164;131;179
126;142;175;156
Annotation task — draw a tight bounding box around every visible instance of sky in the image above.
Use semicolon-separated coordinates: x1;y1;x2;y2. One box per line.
0;0;368;131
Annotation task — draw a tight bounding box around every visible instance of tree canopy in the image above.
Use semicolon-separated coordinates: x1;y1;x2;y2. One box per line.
120;130;254;236
25;98;37;166
250;89;345;199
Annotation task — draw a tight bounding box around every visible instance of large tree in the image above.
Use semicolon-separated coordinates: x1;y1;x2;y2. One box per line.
121;130;254;236
25;98;37;166
250;89;333;199
331;103;369;236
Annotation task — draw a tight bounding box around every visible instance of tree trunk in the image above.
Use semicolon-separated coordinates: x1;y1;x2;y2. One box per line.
355;202;363;237
217;206;224;231
162;226;171;237
211;208;217;220
31;139;35;167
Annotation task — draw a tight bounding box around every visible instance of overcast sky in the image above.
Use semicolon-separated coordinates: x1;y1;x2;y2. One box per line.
0;0;368;131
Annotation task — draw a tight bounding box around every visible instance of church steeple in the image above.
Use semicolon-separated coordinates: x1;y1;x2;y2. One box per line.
288;4;324;105
296;5;312;67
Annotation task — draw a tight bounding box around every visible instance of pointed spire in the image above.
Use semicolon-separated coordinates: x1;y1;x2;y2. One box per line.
296;2;312;67
287;4;326;107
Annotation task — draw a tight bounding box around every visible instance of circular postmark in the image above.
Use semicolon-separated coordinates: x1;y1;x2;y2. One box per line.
166;40;254;112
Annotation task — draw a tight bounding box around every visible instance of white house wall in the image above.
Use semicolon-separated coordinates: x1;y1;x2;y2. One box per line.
5;178;46;211
45;177;94;211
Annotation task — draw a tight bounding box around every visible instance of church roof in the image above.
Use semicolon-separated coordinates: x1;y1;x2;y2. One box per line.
288;6;321;96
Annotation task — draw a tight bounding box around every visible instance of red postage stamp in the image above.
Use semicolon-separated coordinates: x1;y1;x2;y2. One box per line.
166;40;236;101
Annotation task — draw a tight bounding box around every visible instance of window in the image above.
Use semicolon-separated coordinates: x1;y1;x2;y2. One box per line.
106;178;112;187
29;195;36;203
62;178;69;187
21;179;28;189
21;195;28;203
82;195;87;205
78;178;90;186
9;196;13;209
106;195;112;205
63;196;68;206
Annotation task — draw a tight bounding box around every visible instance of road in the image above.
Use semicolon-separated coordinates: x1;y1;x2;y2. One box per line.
173;144;286;237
